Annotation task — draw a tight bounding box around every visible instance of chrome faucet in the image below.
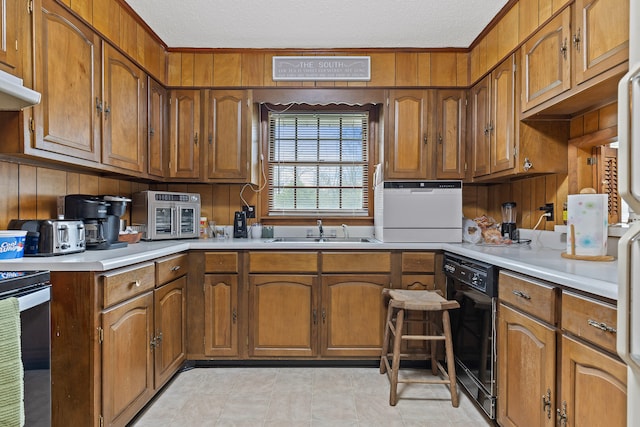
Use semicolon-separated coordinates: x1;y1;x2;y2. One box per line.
341;224;349;239
317;219;324;239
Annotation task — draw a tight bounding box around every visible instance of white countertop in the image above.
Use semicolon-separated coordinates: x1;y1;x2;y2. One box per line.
0;235;619;301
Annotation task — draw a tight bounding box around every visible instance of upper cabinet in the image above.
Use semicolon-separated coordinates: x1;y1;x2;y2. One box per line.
101;44;147;173
521;0;629;116
168;89;201;179
32;0;102;163
435;89;466;179
0;0;19;75
385;90;433;180
204;90;256;183
147;77;168;178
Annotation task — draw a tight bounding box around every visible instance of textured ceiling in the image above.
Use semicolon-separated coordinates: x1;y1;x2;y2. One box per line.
125;0;509;49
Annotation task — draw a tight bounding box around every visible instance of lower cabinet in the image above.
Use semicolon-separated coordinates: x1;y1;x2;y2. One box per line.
102;291;155;427
496;271;627;427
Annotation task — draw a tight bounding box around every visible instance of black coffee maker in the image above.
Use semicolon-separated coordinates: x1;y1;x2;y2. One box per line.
65;195;131;250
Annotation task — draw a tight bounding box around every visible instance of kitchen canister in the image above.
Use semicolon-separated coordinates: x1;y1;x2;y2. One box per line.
566;193;608;257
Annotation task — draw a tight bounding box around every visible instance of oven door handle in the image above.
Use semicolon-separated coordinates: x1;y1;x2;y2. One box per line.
17;287;51;312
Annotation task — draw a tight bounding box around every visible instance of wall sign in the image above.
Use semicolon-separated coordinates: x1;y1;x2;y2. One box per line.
272;56;371;81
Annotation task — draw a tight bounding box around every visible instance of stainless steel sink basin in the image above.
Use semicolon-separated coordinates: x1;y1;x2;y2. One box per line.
265;237;379;243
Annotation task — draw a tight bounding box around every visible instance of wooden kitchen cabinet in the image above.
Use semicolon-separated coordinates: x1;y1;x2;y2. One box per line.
0;0;19;75
203;252;240;357
497;271;558;427
249;274;317;357
470;75;491;178
572;0;629;86
31;0;102;163
101;43;147;173
435;89;466;179
559;291;626;427
385;90;434;179
204;90;256;182
147;77;168;178
497;304;557;427
521;1;628;115
102;291;154;427
489;56;516;175
153;254;188;389
168;89;201;179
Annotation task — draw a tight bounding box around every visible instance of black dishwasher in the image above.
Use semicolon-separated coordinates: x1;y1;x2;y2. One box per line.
443;252;498;421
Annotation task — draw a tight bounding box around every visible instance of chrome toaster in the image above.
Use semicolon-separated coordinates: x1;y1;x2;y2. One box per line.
8;219;86;256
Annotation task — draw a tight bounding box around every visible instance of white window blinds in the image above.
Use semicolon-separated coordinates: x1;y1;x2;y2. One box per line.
267;111;369;216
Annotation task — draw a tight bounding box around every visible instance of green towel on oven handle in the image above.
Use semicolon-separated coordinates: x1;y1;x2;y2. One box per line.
0;297;24;427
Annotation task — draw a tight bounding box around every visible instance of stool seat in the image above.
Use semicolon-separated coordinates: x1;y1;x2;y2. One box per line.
380;288;460;407
384;289;460;311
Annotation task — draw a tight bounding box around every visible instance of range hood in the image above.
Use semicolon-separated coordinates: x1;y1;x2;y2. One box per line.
0;69;41;111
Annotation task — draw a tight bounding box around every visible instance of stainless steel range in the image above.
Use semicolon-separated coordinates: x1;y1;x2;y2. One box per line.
443;252;498;420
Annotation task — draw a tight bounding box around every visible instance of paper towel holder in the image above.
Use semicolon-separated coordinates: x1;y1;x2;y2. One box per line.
561;224;615;261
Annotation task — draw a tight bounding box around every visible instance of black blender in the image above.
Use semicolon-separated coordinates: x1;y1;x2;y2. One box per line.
501;202;518;241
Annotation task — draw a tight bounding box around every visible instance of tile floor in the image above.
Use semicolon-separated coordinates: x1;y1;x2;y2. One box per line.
129;366;491;426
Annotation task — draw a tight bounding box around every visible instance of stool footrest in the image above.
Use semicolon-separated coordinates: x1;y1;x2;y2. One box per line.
401;334;445;341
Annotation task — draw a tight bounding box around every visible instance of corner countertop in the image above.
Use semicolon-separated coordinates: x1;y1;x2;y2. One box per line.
0;236;619;301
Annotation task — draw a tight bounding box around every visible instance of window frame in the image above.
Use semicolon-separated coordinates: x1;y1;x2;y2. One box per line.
259;103;378;224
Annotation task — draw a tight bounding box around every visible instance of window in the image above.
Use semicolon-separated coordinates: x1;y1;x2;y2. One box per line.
267;108;370;217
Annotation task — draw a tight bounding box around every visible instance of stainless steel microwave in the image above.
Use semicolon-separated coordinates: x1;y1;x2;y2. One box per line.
131;191;201;240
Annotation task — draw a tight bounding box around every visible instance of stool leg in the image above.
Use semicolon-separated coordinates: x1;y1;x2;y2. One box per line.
429;311;438;375
442;310;459;407
389;308;404;406
380;303;394;374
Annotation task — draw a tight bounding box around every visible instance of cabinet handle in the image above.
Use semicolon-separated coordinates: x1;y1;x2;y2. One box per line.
587;319;617;334
150;337;157;349
423;134;428;145
156;332;163;345
560;38;568;60
542;388;552;419
483;125;490;136
573;28;581;52
149;126;155;136
132;280;140;288
512;289;531;300
313;308;317;325
96;98;103;114
232;308;237;324
322;308;326;324
104;103;111;119
557;401;568;426
194;132;199;145
438;133;443;144
209;134;213;145
170;265;181;272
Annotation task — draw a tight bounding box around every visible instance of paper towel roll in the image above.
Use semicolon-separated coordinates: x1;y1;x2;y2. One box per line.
566;194;608;256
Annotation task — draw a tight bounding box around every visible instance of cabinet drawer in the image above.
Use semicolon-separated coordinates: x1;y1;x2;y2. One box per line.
249;251;317;273
562;292;617;354
322;252;391;273
499;271;558;325
402;252;436;273
102;263;155;308
156;253;189;286
205;252;238;273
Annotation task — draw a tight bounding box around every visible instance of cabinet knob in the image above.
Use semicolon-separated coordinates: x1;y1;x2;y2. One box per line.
560;38;568;60
542;388;552;419
96;98;103;114
194;132;199;145
573;28;581;52
423;134;428;145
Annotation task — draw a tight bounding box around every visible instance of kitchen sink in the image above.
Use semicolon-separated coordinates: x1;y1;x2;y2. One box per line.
265;237;379;243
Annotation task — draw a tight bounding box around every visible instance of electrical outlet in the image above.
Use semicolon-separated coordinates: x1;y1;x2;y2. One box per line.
242;205;256;218
540;203;554;219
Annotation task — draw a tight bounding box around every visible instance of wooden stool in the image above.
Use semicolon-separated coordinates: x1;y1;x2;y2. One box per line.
379;288;460;407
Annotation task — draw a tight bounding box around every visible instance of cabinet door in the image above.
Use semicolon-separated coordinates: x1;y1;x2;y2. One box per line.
205;90;249;181
154;276;186;389
521;8;571;112
497;304;556;427
204;274;238;357
491;56;516;174
559;335;627;427
573;0;629;85
249;274;317;357
147;77;168;178
386;90;432;179
33;0;101;162
435;89;466;179
102;44;146;173
470;76;491;178
169;89;201;178
102;291;154;427
0;0;18;74
320;275;388;357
